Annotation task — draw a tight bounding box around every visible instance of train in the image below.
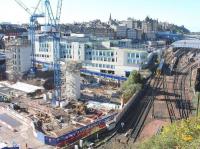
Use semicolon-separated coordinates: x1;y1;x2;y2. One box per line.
156;59;165;76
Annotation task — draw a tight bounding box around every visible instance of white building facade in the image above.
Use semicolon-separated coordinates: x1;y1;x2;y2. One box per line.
34;36;149;77
6;38;32;78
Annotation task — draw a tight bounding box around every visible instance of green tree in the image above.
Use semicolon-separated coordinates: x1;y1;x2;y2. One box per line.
121;71;143;103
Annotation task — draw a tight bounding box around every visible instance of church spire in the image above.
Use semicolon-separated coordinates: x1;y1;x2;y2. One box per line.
109;13;112;21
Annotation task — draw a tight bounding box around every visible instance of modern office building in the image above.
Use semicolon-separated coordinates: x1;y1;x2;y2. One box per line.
34;35;149;77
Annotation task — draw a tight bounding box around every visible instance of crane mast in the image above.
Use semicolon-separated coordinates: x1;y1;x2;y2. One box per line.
14;0;44;74
44;0;63;102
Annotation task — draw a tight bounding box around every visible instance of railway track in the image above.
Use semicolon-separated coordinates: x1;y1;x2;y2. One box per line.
94;75;165;147
173;57;198;120
95;49;199;148
163;74;177;123
130;75;163;142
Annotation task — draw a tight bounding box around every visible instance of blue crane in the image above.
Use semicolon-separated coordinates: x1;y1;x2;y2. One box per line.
44;0;63;103
14;0;45;74
14;0;63;103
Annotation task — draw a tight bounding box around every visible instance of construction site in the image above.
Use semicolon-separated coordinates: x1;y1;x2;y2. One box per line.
0;1;126;148
0;52;123;147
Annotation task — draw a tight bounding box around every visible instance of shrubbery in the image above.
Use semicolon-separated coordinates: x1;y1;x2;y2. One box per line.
121;71;143;103
139;117;200;149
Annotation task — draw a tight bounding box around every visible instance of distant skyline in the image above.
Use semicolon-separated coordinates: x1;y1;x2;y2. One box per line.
0;0;200;32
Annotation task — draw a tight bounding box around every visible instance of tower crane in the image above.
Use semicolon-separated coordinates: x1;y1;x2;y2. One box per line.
14;0;63;103
14;0;45;74
56;0;63;25
44;0;63;103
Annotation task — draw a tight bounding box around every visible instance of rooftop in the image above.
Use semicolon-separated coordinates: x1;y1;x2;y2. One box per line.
172;39;200;49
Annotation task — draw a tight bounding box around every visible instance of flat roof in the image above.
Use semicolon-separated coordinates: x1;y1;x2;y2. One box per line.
172;39;200;49
10;82;44;93
0;113;21;128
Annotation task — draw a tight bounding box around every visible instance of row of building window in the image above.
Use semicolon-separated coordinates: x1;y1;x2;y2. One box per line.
85;56;116;62
35;54;50;58
84;63;115;69
128;53;140;58
127;59;141;64
39;48;49;52
86;50;115;57
128;52;147;59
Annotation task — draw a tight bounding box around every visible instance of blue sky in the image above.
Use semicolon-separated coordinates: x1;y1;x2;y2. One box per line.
0;0;199;32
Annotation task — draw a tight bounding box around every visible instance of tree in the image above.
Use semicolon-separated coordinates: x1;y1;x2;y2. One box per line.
121;70;143;103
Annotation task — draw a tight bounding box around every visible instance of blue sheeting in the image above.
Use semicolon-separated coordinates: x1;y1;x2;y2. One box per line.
80;69;127;81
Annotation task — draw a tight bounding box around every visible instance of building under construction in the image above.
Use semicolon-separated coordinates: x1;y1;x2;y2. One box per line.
5;35;31;81
0;40;121;147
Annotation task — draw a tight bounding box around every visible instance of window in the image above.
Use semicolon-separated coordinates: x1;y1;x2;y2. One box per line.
131;53;135;58
136;53;139;58
111;52;114;56
99;64;102;68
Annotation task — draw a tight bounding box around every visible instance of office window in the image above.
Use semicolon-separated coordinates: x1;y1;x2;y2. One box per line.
136;53;139;58
111;52;114;56
131;53;135;58
111;65;115;69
